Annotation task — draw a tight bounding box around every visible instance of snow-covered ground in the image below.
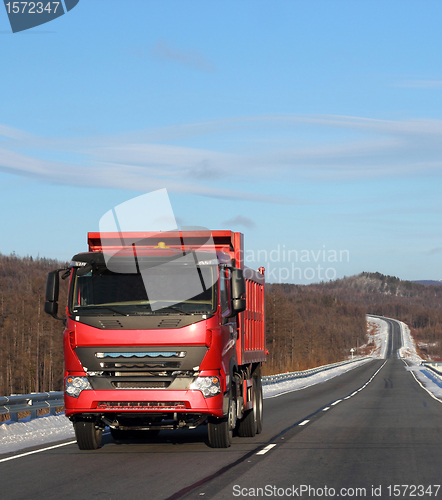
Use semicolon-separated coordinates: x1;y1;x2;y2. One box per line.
0;414;75;455
397;320;442;400
1;315;441;456
263;357;373;399
361;316;389;359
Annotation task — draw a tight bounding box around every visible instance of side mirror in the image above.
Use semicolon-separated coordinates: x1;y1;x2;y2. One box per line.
231;268;246;314
44;300;58;317
45;270;59;303
44;270;63;321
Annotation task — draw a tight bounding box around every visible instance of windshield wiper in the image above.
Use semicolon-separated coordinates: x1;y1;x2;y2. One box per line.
75;306;127;316
156;305;193;315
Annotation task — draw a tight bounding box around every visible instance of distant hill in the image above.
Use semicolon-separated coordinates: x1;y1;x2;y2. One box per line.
316;272;442;305
271;271;442;309
412;280;442;287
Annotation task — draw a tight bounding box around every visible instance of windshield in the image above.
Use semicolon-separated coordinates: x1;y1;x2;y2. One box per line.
70;264;218;315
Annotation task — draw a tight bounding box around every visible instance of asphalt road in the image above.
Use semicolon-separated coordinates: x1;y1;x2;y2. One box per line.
2;318;441;500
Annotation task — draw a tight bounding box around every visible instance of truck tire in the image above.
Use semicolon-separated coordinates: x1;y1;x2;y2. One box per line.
237;379;257;437
208;394;235;448
208;416;232;448
74;420;103;450
255;373;263;434
237;372;263;437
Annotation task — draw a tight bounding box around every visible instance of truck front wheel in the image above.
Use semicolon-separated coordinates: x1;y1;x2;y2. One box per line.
74;420;103;450
208;396;236;448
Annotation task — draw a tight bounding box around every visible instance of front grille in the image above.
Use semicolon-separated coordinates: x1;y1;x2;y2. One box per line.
111;381;169;389
97;401;186;410
96;351;185;358
114;372;170;377
101;362;181;370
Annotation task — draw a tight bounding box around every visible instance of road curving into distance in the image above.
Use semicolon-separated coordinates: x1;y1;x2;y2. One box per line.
1;317;441;500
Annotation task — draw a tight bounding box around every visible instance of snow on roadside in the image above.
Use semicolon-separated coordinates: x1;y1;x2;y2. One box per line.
263;357;373;399
398;321;422;363
364;316;389;359
397;319;442;400
0;414;74;455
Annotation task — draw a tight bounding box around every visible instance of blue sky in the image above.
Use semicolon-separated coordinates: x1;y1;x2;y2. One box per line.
1;1;441;284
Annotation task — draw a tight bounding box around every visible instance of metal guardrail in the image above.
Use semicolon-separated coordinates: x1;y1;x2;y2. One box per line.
262;356;373;386
421;361;442;376
0;392;64;423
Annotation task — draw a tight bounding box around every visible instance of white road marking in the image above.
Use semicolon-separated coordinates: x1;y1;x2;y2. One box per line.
0;431;111;464
0;440;77;463
299;420;310;426
256;444;277;455
331;399;342;405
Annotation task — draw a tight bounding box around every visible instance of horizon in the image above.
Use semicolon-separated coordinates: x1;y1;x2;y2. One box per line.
1;249;439;286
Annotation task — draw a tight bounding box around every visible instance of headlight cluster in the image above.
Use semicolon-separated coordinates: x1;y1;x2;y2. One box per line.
189;376;221;398
65;376;92;398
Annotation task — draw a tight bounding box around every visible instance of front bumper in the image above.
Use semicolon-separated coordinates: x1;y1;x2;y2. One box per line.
64;389;224;419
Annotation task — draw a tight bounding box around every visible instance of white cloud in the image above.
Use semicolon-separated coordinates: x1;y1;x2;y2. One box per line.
1;114;442;203
0;146;296;205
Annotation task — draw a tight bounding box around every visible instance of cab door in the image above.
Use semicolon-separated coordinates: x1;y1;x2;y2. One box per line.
219;267;237;387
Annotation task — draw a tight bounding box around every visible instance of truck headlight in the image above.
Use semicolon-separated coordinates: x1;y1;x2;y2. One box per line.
189;376;221;398
65;376;92;398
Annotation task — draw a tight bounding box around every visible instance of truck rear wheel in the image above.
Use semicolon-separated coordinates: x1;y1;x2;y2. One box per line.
237;372;263;437
237;383;257;437
255;373;263;434
74;420;103;450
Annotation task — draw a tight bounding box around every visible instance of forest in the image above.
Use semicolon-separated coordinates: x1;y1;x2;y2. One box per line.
263;284;366;374
0;253;68;397
0;254;440;396
313;272;442;360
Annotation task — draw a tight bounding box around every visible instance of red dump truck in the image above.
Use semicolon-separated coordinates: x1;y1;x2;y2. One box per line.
45;230;265;449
